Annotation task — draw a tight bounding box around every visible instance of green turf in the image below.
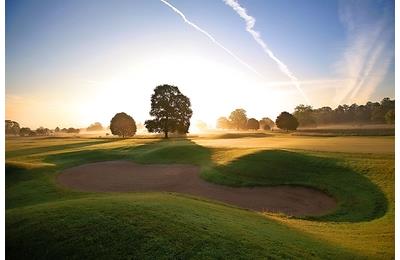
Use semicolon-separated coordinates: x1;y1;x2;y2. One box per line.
5;136;394;258
201;149;388;222
6;194;357;259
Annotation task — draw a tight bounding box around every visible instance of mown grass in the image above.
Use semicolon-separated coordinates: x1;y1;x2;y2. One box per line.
5;136;394;259
6;194;360;259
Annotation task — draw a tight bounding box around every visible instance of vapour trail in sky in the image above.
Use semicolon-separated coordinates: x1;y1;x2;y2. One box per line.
160;0;263;78
223;0;310;104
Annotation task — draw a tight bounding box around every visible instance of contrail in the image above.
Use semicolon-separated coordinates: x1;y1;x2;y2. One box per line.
159;0;263;78
223;0;310;104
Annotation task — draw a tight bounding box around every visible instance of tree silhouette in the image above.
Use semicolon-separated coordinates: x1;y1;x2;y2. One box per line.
246;118;259;130
19;127;32;137
229;108;247;130
5;120;20;135
291;98;395;126
259;117;274;130
87;122;104;131
145;84;192;138
36;127;51;136
276;112;299;131
110;112;136;138
293;104;316;126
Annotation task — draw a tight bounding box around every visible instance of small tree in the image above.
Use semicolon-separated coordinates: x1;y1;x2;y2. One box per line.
55;127;60;132
145;84;193;138
229;109;247;130
110;112;137;138
216;117;231;129
19;127;32;137
259;117;274;130
276;112;299;131
36;127;50;136
87;122;104;131
246;118;259;130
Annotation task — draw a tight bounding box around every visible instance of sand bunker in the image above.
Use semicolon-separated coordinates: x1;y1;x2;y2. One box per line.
57;161;336;216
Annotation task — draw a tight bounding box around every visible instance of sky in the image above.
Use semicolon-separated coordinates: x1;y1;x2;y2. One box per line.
6;0;395;129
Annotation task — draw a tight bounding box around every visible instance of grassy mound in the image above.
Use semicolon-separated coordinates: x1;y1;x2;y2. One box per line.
202;150;387;222
6;194;357;259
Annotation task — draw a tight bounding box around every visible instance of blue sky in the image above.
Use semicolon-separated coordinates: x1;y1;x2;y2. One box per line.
6;0;395;128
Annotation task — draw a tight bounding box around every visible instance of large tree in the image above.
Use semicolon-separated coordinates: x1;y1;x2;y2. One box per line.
229;108;247;130
275;112;299;131
145;84;192;138
110;112;137;138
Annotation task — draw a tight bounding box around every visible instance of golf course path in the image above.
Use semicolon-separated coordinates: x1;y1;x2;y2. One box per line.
57;160;336;216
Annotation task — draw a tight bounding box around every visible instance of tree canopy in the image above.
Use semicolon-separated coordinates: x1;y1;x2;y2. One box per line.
87;122;104;131
110;112;137;138
293;105;316;127
19;127;33;137
229;109;247;130
145;84;193;138
259;117;274;130
246;118;259;130
276;112;299;131
292;98;395;126
5;120;20;135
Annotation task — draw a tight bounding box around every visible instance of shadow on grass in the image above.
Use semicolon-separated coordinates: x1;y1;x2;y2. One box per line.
6;138;123;158
201;149;388;222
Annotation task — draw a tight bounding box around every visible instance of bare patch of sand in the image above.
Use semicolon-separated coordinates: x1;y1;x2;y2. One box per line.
57;161;336;216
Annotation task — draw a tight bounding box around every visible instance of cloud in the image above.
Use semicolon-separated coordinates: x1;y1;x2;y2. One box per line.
223;0;310;104
333;0;394;105
159;0;263;78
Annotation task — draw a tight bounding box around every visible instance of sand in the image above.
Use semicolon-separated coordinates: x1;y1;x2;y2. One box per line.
57;160;337;216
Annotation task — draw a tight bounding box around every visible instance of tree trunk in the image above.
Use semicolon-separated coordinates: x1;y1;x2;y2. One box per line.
164;115;169;139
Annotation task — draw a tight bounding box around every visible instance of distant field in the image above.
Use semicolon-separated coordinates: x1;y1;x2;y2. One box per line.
294;125;395;136
5;134;394;258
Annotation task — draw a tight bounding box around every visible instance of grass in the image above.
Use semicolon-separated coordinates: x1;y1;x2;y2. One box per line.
202;150;388;222
294;127;395;136
5;135;394;259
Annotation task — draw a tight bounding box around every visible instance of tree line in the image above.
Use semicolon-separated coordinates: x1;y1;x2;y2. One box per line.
216;97;395;131
5;120;81;136
293;98;395;127
6;84;193;138
5;88;395;137
216;109;299;131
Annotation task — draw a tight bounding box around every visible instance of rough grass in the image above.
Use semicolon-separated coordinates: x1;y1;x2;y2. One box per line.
5;136;394;259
